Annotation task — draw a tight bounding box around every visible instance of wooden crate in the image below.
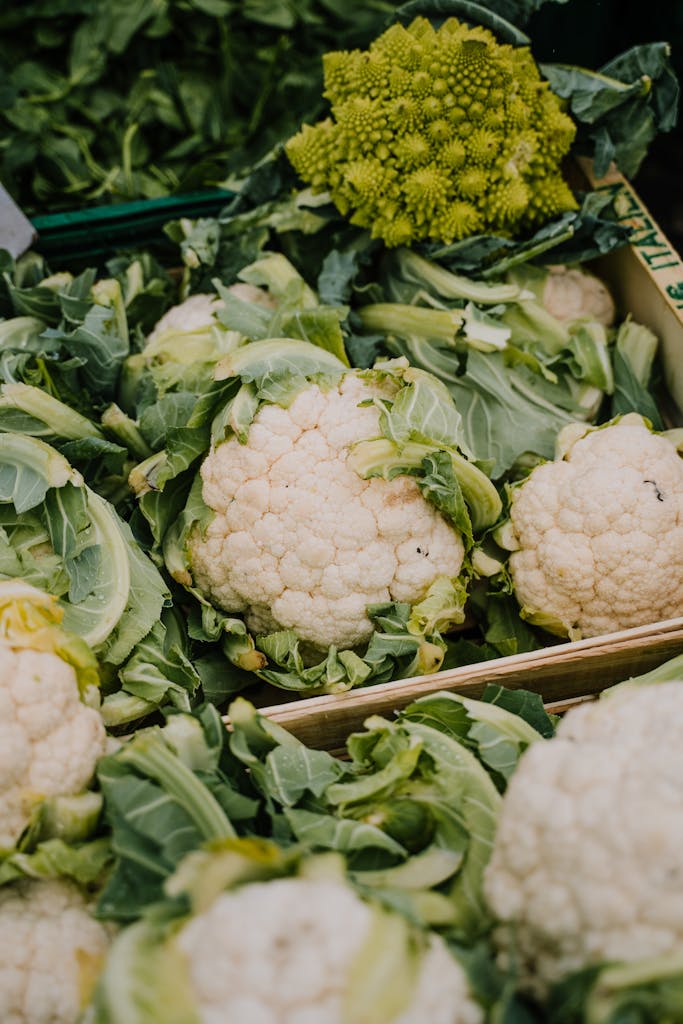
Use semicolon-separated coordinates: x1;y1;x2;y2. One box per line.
230;163;683;749
575;157;683;412
253;619;683;751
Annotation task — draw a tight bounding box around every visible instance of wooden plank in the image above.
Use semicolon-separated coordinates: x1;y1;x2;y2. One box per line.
232;619;683;750
575;156;683;414
544;693;598;715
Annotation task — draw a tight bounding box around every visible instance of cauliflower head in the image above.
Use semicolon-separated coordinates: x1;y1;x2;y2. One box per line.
146;285;277;345
503;415;683;638
0;581;107;848
484;680;683;993
0;878;111;1024
540;264;616;326
127;283;279;404
133;292;237;398
175;876;484;1024
146;293;225;342
188;371;467;653
286;16;577;247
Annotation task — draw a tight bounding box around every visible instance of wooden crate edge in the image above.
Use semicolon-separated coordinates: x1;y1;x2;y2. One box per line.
230;624;683;750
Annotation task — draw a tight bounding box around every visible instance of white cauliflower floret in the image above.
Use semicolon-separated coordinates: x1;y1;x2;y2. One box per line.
0;645;107;848
175;877;484;1024
0;878;111;1024
484;681;683;993
147;293;225;342
541;264;616;325
147;285;276;343
506;416;683;638
189;372;465;652
227;282;279;309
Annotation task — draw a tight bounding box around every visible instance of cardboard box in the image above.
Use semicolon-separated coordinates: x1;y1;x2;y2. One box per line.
251;163;683;750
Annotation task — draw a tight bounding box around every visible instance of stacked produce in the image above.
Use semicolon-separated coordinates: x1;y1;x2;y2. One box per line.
0;1;403;214
4;631;683;1021
1;0;682;1020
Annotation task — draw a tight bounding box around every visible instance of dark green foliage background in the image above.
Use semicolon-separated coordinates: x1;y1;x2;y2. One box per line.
529;0;683;253
0;0;396;214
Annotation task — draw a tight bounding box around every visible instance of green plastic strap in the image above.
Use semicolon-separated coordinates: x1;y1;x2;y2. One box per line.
31;188;235;264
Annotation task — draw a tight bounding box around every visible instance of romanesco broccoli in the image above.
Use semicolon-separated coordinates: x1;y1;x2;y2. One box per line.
286;16;578;247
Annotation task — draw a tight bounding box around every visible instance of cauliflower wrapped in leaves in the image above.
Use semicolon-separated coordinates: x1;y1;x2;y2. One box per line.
93;845;484;1024
0;878;112;1024
484;675;683;995
0;581;107;851
190;371;465;652
175;877;483;1024
498;414;683;638
158;340;501;690
533;263;616;326
124;283;278;401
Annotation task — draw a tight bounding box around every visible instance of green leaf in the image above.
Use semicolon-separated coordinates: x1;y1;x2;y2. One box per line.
214;337;347;386
264;745;347;806
112;614;202;723
0;837;112;888
342;902;424;1024
325;743;424;808
351;844;463;891
402;689;545;784
564;323;613;393
477;590;541;657
44;483;99;604
401;719;501;937
481;683;558;738
610;321;663;428
43;301;129;401
348;435;501;531
0;433;172;681
444;350;577;478
392;0;531;44
378;364;471;453
542;43;680;178
2;276;60;322
96;709;261;919
189;0;231;16
254;631;374;693
90;914;200;1023
284;808;408;856
425;191;631;275
318;247;364;306
0;432;78;512
57;488;131;649
601;653;683;700
546;952;683;1024
97;512;170;667
279;307;350;366
418;451;473;547
0;382;104;442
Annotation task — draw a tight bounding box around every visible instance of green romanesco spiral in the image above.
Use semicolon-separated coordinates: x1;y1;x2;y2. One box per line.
286;16;578;247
